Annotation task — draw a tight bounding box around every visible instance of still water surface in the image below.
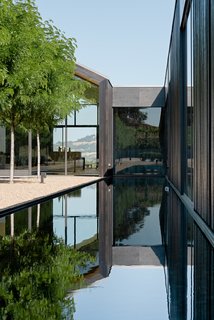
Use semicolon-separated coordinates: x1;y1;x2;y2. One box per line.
73;266;168;320
0;177;213;319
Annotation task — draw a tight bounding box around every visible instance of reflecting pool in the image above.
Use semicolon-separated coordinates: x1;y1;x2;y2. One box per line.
0;177;213;319
73;266;168;320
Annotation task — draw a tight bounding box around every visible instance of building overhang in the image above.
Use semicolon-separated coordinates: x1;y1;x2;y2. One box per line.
113;86;165;108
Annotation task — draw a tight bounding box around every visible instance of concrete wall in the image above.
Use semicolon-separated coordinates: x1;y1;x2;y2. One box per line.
113;86;165;107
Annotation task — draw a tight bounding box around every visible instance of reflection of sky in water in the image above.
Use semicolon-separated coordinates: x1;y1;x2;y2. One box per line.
72;266;195;320
72;266;169;320
53;217;97;246
117;204;162;246
53;184;97;245
53;185;97;216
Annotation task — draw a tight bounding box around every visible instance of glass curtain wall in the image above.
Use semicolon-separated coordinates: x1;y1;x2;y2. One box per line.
49;81;99;175
114;107;163;175
49;103;99;175
0;82;99;176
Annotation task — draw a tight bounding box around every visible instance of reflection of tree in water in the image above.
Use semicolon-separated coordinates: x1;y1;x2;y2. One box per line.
0;230;92;319
114;178;163;242
5;201;53;236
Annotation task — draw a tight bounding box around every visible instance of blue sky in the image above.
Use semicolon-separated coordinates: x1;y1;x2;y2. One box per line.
35;0;175;85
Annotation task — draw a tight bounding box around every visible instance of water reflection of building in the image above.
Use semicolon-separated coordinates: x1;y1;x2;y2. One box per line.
160;188;214;320
1;1;214;318
1;174;213;319
161;1;214;319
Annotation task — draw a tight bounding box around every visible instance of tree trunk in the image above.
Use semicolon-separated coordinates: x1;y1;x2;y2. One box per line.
36;204;40;228
10;125;15;184
37;131;40;179
10;214;14;237
28;207;32;231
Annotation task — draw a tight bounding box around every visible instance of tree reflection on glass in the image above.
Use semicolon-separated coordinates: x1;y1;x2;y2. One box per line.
114;108;162;174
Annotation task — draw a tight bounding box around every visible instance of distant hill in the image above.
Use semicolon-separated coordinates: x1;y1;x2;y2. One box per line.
77;135;96;143
54;134;96;162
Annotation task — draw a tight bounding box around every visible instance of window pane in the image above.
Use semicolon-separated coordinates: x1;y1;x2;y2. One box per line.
67;113;74;125
53;128;65;152
48;128;65;173
76;105;97;125
114;107;163;175
67;127;98;173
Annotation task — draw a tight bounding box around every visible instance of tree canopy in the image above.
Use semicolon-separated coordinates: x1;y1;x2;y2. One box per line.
0;0;90;181
0;0;89;130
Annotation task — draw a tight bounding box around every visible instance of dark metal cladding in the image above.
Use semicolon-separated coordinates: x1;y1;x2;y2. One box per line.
99;79;113;177
193;0;210;225
210;0;214;232
163;0;214;230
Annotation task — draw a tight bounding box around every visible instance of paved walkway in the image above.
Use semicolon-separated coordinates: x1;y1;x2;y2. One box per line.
0;175;101;212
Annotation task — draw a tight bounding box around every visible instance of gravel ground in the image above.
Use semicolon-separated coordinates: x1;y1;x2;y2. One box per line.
0;175;100;211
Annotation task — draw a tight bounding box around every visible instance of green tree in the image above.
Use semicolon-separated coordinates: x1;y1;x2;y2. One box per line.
0;0;48;182
26;19;90;178
0;0;90;180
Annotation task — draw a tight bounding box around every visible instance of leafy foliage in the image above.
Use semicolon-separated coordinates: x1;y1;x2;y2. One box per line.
0;0;92;181
0;231;93;319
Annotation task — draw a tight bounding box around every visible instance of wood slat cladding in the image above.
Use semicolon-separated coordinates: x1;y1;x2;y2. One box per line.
193;0;211;225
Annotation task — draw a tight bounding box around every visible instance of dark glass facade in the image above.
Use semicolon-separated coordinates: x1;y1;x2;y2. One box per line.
114;107;163;175
161;186;214;320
